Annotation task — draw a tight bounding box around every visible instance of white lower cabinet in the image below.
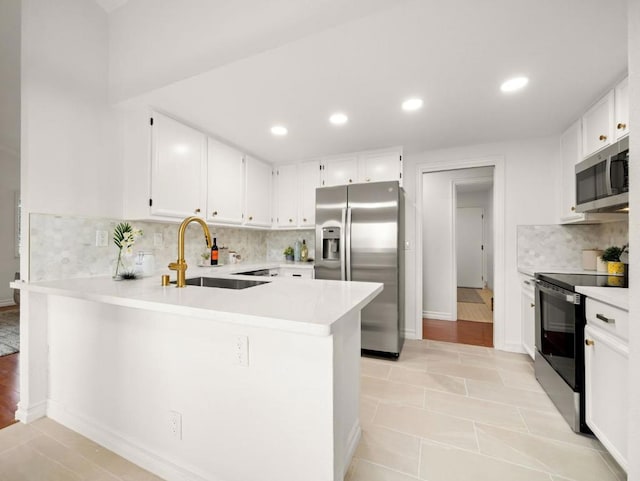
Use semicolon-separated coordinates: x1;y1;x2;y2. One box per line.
520;275;536;360
584;323;628;472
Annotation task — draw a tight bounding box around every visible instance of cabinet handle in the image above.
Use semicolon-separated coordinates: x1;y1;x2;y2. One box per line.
249;216;253;221
212;211;218;216
598;134;607;141
617;122;627;130
289;218;293;223
530;303;535;308
348;179;353;183
303;218;307;222
571;206;575;211
585;339;595;346
366;177;371;182
596;313;615;324
195;208;201;213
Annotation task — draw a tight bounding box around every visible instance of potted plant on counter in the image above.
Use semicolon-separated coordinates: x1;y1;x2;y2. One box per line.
601;244;628;275
283;246;294;262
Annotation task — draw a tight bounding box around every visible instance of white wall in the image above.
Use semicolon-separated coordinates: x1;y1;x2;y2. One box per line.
457;188;494;290
0;0;20;305
21;0;122;226
0;147;20;305
405;136;559;350
422;167;493;320
626;1;639;479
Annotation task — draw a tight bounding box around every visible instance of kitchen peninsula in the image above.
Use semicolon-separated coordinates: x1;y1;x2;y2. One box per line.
11;270;382;481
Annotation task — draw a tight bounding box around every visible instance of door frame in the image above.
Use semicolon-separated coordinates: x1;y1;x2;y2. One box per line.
415;156;505;350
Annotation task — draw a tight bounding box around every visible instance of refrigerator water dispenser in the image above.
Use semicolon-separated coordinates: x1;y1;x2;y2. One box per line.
321;227;340;260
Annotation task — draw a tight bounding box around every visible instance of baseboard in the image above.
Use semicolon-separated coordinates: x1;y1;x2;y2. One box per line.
500;341;527;354
343;421;361;477
403;327;417;339
47;401;216;481
15;400;47;423
0;299;16;308
423;310;455;321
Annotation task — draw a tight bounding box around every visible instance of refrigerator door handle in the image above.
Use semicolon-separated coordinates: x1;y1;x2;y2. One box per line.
345;207;352;281
340;208;347;280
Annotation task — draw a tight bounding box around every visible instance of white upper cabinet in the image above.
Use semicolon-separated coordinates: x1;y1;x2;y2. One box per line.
299;160;320;227
559;120;585;223
245;156;272;227
206;137;244;225
582;91;614;158
359;151;402;184
321;155;358;187
150;112;207;219
614;77;629;140
274;164;298;227
320;148;403;187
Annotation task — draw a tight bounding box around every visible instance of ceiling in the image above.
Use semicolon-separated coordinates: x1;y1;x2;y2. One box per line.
123;0;628;164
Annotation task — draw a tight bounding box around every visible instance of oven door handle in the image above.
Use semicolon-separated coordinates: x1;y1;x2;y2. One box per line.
538;284;578;304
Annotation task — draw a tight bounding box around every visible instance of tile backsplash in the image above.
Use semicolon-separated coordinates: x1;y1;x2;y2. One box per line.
30;213;316;281
517;221;629;269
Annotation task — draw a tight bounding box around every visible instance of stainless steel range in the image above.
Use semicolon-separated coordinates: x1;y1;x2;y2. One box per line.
534;272;628;433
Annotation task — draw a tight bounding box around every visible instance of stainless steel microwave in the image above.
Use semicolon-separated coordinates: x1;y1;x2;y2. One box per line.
575;137;629;213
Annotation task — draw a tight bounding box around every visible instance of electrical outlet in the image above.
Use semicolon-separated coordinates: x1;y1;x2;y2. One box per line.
95;230;108;247
169;410;182;439
405;240;411;250
154;233;163;247
235;335;249;366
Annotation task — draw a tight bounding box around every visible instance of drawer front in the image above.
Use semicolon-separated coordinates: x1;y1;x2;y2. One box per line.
280;268;313;279
585;298;628;341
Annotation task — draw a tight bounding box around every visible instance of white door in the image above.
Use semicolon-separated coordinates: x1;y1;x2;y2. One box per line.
456;207;484;288
206;137;244;224
150;113;206;218
299;160;320;227
275;164;298;227
245;156;272;227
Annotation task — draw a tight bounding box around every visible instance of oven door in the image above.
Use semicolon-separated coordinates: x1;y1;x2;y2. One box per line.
535;282;579;389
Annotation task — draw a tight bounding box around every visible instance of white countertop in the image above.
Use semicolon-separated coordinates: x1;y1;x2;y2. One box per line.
576;286;629;311
11;262;382;337
518;266;608;277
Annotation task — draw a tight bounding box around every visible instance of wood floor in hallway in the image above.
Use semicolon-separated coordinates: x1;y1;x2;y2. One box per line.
422;318;494;347
0;305;19;430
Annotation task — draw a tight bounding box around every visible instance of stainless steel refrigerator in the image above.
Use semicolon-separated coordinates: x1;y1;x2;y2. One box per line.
314;181;405;356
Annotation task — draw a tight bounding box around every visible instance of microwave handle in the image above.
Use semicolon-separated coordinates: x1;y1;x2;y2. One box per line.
605;157;613;196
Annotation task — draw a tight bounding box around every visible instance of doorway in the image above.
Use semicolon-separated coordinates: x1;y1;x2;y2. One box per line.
420;167;495;347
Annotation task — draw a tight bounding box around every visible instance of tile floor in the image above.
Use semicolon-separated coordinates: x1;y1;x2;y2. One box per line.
349;339;626;481
0;339;626;481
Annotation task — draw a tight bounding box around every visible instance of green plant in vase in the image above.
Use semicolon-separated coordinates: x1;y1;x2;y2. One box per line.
113;222;143;279
283;246;294;261
601;244;628;275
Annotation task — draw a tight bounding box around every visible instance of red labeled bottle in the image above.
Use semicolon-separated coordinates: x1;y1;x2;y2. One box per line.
211;238;219;265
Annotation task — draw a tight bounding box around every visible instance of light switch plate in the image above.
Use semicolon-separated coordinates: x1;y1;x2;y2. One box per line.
154;233;163;247
95;230;108;247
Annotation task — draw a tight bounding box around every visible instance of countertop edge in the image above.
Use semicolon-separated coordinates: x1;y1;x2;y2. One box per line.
575;286;629;311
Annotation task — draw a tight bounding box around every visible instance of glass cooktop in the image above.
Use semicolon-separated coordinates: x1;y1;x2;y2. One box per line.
535;272;628;291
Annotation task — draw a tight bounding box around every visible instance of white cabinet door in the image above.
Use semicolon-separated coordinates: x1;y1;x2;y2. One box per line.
245;156;272;227
299;160;320;227
359;151;402;185
559;120;585;223
150;113;206;219
614;77;629;140
582;91;614;158
520;276;536;360
275;164;298;228
321;155;358;187
584;325;628;471
207;137;244;224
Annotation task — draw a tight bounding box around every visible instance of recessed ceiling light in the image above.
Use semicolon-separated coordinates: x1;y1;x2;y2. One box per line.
329;113;348;125
270;125;288;136
500;76;529;93
402;98;423;111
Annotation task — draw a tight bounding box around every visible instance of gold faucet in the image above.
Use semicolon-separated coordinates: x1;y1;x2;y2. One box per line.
168;216;212;288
